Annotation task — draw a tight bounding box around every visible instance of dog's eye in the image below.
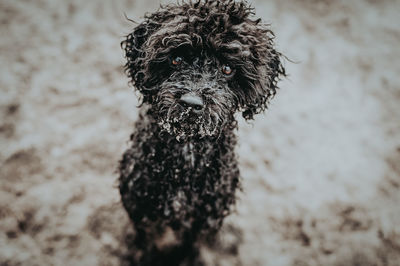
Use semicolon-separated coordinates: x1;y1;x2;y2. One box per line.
172;56;183;66
222;64;233;75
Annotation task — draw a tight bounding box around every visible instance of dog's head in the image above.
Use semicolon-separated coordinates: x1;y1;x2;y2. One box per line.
122;0;285;140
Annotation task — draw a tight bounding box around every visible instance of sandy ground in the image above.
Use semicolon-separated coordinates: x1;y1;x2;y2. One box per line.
1;0;399;265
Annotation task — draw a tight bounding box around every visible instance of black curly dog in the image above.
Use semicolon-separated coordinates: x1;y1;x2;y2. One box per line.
119;0;285;265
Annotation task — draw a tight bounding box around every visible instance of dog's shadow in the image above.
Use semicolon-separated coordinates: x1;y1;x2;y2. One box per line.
87;203;243;266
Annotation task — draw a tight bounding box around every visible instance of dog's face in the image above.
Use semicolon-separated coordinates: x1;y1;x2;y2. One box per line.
154;52;238;140
122;0;285;140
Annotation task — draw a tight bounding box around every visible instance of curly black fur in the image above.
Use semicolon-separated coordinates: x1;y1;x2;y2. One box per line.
119;1;285;265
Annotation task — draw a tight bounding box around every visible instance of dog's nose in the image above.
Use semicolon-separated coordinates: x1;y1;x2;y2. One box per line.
179;93;204;112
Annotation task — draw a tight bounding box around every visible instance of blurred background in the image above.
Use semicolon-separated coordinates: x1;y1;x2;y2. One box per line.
1;0;399;265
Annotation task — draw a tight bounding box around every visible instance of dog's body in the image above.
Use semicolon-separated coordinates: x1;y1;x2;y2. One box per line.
119;106;239;265
119;1;285;265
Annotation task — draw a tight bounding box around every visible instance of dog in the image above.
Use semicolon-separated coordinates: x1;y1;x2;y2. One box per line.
119;0;285;265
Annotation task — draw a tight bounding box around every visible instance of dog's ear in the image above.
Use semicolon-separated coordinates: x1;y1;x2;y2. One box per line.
241;31;286;120
121;19;161;103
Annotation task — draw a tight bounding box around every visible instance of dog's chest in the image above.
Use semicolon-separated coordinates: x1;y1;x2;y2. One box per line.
120;123;239;230
153;139;224;217
160;138;216;175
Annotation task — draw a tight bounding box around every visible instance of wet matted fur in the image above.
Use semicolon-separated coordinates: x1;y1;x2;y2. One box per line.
119;0;285;265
